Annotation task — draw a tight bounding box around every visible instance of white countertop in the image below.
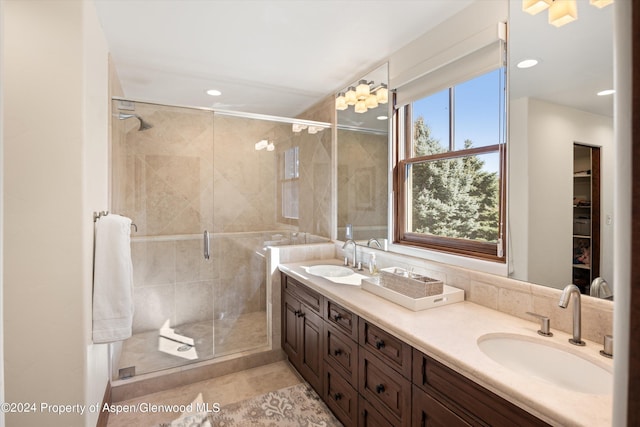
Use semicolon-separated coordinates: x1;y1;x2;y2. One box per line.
279;259;613;427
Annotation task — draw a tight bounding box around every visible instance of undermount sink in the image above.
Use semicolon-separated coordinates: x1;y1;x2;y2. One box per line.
306;265;354;278
478;333;612;395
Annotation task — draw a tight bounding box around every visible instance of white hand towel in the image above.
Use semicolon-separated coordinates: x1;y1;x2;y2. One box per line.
92;214;134;343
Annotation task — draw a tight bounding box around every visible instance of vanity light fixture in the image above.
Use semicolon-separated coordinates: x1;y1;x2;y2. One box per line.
206;89;222;96
335;81;389;114
255;139;269;150
523;0;612;27
597;89;615;96
590;0;613;8
523;0;552;15
516;59;539;69
548;0;577;27
291;123;327;134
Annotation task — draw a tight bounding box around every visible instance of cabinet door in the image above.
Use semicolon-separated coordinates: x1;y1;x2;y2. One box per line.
359;349;411;427
282;291;301;362
358;396;395;427
299;306;324;394
325;364;358;427
412;385;471;427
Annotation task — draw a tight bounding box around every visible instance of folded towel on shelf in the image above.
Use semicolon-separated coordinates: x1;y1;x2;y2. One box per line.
92;214;134;343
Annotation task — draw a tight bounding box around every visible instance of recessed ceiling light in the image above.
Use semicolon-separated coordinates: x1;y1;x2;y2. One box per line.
376;115;388;121
597;89;615;96
206;89;222;96
516;59;539;69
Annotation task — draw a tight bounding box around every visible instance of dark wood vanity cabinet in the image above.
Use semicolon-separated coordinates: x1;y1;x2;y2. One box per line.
412;349;550;427
281;273;549;427
281;275;324;395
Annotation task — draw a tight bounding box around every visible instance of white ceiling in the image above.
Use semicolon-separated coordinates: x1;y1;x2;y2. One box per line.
93;0;473;117
94;0;614;119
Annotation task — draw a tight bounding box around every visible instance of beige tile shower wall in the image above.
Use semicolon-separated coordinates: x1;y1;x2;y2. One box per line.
336;244;614;345
337;129;388;238
212;115;278;233
115;102;214;236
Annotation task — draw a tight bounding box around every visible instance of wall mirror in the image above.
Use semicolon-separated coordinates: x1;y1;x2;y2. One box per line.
336;63;390;245
507;0;615;298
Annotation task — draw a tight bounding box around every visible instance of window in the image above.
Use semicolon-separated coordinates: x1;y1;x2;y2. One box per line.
280;146;299;223
395;68;506;261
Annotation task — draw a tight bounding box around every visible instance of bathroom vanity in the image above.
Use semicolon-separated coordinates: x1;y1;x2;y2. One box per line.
279;260;613;427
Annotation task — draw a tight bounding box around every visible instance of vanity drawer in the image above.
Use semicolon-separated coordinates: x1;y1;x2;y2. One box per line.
282;273;322;313
326;299;358;340
412;385;471;427
325;364;358;427
359;349;411;427
324;324;358;386
358;396;395;427
359;320;412;379
412;349;549;427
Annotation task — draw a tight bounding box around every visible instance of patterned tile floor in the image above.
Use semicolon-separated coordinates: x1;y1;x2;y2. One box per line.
107;361;303;426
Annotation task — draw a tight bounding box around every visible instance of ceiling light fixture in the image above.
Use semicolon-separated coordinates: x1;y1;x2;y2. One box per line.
517;59;539;69
523;0;612;27
335;81;388;114
206;89;222;96
597;89;615;96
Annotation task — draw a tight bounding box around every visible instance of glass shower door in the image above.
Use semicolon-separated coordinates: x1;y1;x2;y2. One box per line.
112;100;216;377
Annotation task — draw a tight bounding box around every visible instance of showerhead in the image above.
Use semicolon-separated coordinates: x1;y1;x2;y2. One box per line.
118;113;153;131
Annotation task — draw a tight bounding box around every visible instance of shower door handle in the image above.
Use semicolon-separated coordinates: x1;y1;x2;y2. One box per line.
203;230;210;260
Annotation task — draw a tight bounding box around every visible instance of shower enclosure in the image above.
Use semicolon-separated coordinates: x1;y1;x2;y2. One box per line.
111;99;332;379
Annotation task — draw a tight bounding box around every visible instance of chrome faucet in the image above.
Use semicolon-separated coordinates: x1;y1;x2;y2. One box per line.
342;239;357;268
558;284;585;346
367;238;382;249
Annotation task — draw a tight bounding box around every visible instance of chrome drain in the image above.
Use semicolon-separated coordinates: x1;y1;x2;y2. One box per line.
177;344;192;352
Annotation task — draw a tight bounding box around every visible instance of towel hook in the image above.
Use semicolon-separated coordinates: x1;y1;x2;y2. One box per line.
131;223;138;232
93;211;109;222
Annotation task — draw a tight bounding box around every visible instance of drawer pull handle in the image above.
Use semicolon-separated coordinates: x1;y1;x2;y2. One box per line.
334;349;342;356
333;393;342;401
375;384;385;394
294;310;301;316
375;339;385;349
297;311;305;318
333;313;342;321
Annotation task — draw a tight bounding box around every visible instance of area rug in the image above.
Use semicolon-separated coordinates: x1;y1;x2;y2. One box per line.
161;383;342;427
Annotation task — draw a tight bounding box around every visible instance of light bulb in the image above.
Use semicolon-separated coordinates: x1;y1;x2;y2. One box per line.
376;84;388;104
335;93;348;110
590;0;613;8
365;94;379;109
345;87;357;105
522;0;552;15
549;0;577;27
354;100;367;114
355;79;370;100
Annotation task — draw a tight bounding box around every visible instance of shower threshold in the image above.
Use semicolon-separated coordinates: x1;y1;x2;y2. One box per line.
117;311;268;379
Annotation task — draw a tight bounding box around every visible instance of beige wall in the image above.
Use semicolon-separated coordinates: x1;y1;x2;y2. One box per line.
3;1;110;426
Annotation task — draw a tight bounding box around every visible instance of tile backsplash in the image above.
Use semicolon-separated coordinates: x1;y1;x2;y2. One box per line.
337;243;614;344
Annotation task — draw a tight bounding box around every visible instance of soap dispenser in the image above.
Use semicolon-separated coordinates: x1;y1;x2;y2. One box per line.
368;253;379;275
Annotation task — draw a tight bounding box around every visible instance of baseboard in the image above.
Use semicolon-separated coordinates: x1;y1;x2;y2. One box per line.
96;382;112;427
